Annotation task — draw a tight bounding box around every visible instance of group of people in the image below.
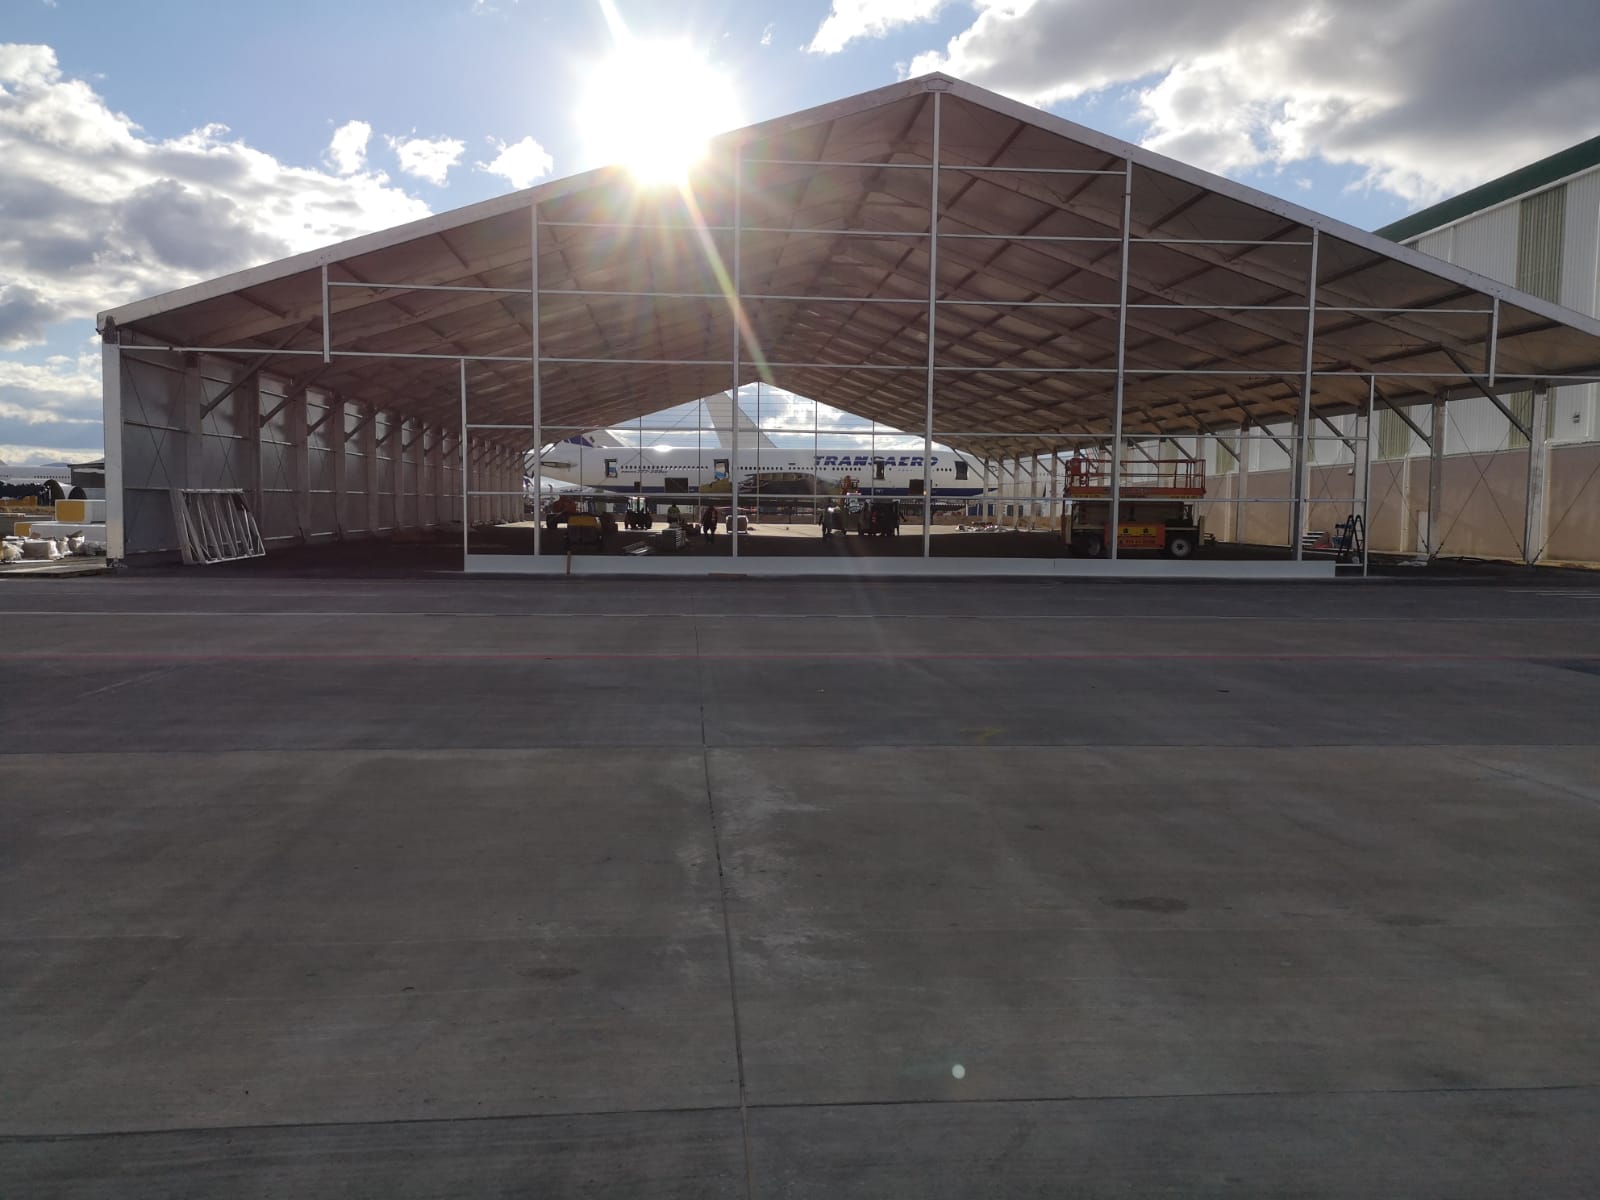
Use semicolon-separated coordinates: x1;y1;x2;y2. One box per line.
667;503;721;540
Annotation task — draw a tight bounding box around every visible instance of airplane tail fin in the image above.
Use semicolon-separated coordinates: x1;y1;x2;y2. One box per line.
704;392;776;449
560;430;623;448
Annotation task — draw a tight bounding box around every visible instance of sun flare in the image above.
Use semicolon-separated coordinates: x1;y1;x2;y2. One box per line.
578;39;740;185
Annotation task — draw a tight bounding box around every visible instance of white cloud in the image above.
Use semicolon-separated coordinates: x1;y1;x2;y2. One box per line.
325;118;371;175
808;0;953;54
477;135;553;189
0;345;102;464
0;349;99;412
387;132;466;186
0;44;433;462
760;23;774;47
906;0;1600;205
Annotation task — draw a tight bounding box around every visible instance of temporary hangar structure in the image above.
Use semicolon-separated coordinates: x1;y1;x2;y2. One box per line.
98;73;1600;574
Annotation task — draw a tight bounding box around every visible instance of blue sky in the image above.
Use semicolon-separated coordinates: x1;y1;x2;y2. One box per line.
3;0;1597;464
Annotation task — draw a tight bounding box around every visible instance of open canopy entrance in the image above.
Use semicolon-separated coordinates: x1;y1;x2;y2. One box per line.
101;73;1600;575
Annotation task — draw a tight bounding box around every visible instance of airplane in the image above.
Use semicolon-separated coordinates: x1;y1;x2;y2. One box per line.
535;437;988;501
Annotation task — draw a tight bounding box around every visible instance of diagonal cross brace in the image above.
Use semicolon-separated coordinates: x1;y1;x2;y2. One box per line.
1443;350;1531;442
198;322;312;419
1310;406;1357;453
259;366;333;429
1374;386;1433;448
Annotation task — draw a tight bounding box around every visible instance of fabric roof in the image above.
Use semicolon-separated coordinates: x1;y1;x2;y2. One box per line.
102;74;1600;459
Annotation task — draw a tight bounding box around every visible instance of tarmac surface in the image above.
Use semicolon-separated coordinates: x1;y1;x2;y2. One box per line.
4;566;1600;1196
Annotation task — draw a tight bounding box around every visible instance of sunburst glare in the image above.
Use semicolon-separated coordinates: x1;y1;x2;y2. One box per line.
578;39;741;186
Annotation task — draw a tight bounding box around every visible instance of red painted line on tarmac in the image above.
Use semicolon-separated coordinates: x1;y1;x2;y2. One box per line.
8;651;1593;664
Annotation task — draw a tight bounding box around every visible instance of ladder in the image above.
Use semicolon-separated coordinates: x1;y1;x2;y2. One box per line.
1333;513;1365;563
170;489;266;565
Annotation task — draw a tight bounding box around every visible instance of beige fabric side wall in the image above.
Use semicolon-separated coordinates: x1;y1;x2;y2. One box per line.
1367;461;1411;553
1544;443;1600;562
1239;469;1292;545
1206;473;1237;542
1305;463;1362;542
1429;451;1529;561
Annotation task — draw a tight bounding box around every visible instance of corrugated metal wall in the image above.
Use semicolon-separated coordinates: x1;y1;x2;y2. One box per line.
1517;186;1567;302
1399;167;1600;463
1449;204;1519;280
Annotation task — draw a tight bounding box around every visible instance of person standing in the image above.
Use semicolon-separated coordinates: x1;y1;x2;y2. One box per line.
821;504;834;537
701;504;718;540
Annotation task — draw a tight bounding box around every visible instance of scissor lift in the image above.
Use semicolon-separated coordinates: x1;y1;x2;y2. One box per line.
1061;455;1207;558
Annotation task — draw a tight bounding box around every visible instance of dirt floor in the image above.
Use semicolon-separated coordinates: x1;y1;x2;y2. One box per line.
469;520;1302;561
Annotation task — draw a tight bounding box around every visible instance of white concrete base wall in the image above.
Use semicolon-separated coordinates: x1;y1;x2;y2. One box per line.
466;554;1337;580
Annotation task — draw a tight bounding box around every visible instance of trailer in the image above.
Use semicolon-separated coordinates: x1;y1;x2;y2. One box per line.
1061;455;1206;559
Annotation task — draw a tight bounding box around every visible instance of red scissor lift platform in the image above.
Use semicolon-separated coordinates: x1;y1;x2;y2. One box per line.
1062;455;1207;558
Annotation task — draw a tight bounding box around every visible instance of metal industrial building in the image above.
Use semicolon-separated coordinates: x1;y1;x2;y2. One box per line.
1360;135;1600;564
97;74;1600;576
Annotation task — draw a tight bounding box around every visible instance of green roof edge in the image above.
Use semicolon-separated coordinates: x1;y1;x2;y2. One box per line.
1374;132;1600;243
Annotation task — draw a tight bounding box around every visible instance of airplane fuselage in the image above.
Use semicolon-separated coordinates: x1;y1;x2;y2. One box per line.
539;445;986;499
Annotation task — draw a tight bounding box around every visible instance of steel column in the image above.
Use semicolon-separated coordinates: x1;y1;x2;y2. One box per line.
1363;376;1375;577
923;89;942;557
291;388;310;541
531;201;543;556
320;263;331;363
363;409;379;536
1235;418;1250;543
101;336;124;560
329;396;348;538
1292;229;1320;560
428;425;443;529
731;144;743;558
182;357;204;493
1487;298;1500;387
245;374;264;528
1109;159;1134;560
459;361;468;567
1524;383;1550;565
1425;396;1445;559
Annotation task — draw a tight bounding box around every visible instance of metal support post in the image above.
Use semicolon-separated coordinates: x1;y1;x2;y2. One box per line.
731;145;743;558
531;201;543;556
1362;376;1375;577
1425;395;1445;559
1524;382;1549;565
923;89;942;557
329;396;348;538
1487;298;1500;387
1109;159;1134;560
101;335;125;560
392;419;406;533
1236;417;1250;543
244;373;264;531
320;263;331;364
428;425;443;528
459;361;468;567
291;387;310;542
1292;229;1320;561
363;408;379;536
183;356;204;493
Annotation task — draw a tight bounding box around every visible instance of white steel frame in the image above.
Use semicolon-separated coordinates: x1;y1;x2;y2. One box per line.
100;77;1600;574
